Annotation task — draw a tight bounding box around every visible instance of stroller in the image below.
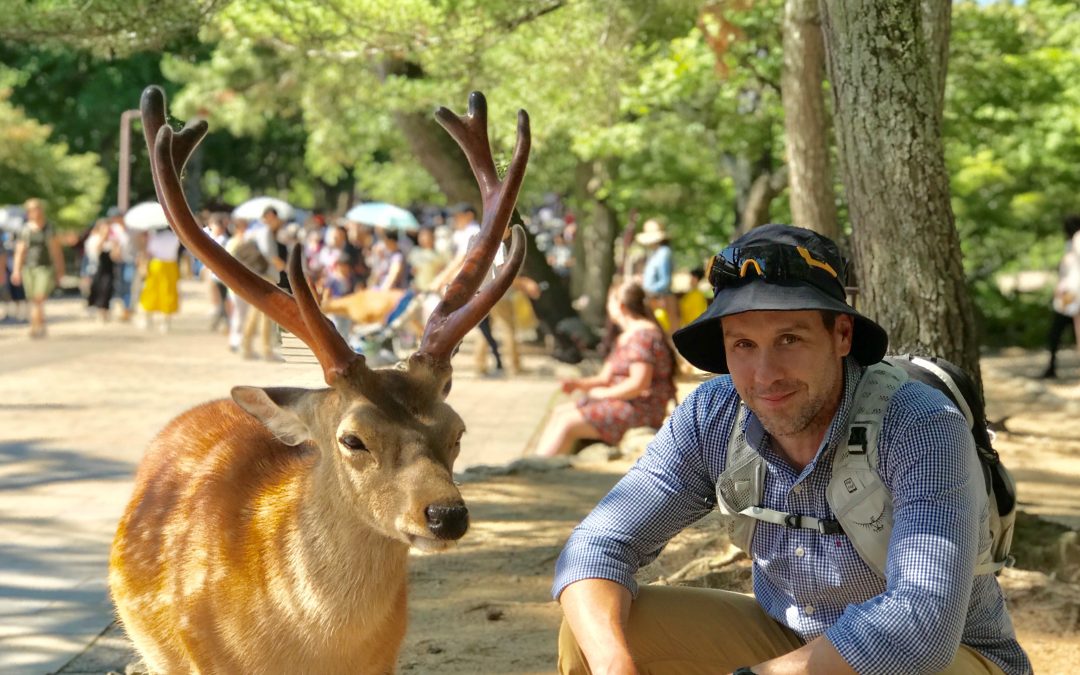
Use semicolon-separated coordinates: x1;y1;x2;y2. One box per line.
347;289;438;367
282;288;429;368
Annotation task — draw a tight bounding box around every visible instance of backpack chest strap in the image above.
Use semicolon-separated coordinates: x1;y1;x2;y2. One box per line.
737;505;845;535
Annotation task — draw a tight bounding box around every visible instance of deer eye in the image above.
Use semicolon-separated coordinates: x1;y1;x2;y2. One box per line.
339;434;368;452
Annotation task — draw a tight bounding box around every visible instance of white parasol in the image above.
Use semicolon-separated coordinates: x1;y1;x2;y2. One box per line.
123;201;170;231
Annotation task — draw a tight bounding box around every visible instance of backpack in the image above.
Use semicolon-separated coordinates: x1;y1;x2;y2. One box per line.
233;239;269;275
715;355;1017;578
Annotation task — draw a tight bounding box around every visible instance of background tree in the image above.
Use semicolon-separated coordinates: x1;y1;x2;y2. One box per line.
820;0;981;381
780;0;838;239
0;70;107;228
946;0;1080;347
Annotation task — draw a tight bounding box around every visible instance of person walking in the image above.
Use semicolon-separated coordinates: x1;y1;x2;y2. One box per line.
1042;214;1080;378
10;198;64;339
240;206;286;360
138;224;182;333
554;224;1030;675
86;218;120;322
433;203;508;375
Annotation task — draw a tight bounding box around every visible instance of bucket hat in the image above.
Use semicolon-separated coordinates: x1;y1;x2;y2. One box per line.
635;219;668;246
672;224;888;374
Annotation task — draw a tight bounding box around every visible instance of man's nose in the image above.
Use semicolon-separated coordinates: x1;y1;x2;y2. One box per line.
753;348;787;385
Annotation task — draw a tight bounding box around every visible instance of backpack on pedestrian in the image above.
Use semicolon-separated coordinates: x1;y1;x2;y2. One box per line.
232;239;269;276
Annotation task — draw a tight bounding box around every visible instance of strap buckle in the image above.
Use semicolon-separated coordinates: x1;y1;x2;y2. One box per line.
784;514;802;529
848;425;868;455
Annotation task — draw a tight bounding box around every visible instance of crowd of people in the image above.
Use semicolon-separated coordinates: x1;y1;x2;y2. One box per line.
0;198;590;373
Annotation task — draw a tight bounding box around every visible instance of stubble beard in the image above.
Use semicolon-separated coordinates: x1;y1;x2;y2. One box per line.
752;368;842;442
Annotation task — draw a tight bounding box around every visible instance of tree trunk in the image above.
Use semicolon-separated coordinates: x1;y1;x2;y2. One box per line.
781;0;838;239
819;0;981;385
571;159;618;329
742;166;789;232
723;152;786;236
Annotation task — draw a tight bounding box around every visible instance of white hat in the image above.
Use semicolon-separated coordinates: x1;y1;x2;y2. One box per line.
635;218;668;246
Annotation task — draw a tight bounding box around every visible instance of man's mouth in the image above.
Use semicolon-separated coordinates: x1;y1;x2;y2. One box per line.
758;390;797;405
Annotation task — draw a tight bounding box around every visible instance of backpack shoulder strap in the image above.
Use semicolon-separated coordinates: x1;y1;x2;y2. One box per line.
716;404;765;554
827;362;908;578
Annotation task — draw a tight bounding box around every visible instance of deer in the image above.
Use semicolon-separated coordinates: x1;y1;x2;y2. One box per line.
108;85;529;674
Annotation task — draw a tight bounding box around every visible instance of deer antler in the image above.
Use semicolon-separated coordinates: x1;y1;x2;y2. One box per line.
140;86;362;385
413;92;530;368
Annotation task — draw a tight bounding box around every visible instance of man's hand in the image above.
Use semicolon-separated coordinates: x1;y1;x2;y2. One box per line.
11;270;21;287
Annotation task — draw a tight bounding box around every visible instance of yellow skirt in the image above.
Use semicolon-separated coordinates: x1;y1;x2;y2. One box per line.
139;259;179;314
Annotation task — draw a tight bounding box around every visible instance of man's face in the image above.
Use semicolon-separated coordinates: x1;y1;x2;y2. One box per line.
453;211;474;228
265;212;282;230
721;309;853;441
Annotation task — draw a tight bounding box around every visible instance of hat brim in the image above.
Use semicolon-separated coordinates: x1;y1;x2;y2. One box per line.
635;231;666;246
672;281;888;374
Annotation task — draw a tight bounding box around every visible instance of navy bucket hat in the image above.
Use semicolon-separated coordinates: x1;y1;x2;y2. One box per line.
672;224;888;374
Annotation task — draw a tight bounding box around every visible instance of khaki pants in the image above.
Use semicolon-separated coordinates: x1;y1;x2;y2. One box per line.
558;585;1005;675
242;308;273;357
474;294;520;374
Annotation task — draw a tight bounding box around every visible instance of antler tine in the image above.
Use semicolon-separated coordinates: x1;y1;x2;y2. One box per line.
284;244;363;384
140;87;206;184
434;92;499;197
415;93;531;365
143;86;361;384
151;125;310;341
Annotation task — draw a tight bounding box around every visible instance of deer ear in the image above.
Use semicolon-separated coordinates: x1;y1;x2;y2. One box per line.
231;386;313;446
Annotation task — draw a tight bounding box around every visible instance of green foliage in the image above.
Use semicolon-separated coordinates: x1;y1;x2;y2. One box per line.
947;0;1080;284
1;0;1077;350
975;285;1058;350
0;76;107;228
0;0;224;56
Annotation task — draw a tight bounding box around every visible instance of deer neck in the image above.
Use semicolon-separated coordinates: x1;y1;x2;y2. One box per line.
285;456;410;628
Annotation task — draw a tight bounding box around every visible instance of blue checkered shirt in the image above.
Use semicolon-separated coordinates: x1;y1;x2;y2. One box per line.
553;359;1031;675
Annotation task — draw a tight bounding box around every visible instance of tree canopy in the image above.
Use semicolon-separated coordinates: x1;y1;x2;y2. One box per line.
0;0;1077;345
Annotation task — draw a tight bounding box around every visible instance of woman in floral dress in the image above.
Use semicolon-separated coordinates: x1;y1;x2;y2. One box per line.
535;282;677;456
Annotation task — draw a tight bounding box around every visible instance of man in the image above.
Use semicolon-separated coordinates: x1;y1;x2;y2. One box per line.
636;218;678;332
553;224;1030;675
433;203;513;375
241;206;287;360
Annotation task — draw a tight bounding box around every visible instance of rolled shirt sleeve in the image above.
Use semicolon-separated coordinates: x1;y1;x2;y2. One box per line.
826;391;983;674
552;386;722;600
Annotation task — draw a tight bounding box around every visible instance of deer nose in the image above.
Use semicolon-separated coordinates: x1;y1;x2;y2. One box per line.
425;503;469;540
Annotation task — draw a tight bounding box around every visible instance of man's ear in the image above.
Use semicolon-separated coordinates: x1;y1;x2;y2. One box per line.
835;314;855;357
231;386;314;446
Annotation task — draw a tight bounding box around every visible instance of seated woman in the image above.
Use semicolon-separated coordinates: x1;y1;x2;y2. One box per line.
535;282;677;457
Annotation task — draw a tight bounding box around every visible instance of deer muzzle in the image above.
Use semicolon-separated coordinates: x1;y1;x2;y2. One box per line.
424;503;469;540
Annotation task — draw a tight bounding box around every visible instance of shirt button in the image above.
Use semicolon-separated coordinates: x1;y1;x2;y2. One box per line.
792;484;803;494
804;605;815;615
795;547;805;557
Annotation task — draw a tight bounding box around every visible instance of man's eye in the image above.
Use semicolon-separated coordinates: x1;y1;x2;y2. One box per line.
340;434;368;452
780;334;801;345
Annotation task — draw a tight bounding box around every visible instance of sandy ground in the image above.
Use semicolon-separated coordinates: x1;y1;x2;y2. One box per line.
56;341;1080;674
